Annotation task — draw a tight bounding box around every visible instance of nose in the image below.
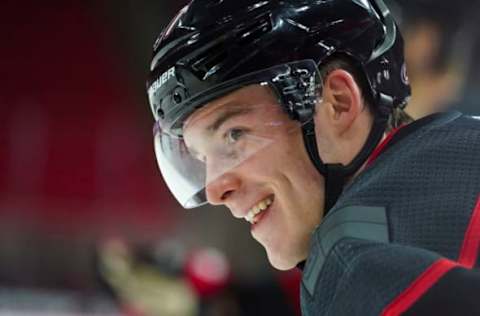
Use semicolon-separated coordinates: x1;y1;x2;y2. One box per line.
205;172;242;213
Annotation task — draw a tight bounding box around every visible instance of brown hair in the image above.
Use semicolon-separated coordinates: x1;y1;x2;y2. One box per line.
319;55;413;132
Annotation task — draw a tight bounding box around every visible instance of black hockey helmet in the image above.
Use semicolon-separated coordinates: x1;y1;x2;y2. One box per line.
147;0;411;209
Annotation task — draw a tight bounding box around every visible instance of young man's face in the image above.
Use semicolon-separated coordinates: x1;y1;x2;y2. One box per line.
183;85;325;270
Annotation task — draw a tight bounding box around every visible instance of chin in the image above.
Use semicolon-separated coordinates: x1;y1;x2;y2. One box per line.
266;249;301;271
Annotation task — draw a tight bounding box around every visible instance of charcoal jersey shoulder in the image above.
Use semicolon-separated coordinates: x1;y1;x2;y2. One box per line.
301;112;480;316
337;112;480;260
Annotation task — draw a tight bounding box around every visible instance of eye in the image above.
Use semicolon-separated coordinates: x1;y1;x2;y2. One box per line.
225;128;245;144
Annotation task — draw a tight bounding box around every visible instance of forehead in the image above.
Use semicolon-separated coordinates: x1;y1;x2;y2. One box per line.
184;84;280;130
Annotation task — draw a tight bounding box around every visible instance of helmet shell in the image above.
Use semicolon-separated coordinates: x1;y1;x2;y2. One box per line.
147;0;410;126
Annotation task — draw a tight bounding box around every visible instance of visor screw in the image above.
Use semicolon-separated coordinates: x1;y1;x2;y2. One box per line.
173;92;183;104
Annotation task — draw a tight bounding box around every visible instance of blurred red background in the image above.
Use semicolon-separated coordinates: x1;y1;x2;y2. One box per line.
0;1;177;238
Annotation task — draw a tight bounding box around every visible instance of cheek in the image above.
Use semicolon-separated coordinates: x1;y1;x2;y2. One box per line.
282;134;326;218
313;108;336;159
238;130;325;196
254;131;321;184
283;133;322;178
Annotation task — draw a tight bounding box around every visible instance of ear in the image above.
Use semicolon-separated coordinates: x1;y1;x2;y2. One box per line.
318;69;364;136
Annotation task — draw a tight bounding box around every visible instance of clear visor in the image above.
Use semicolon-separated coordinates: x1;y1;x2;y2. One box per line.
153;61;322;208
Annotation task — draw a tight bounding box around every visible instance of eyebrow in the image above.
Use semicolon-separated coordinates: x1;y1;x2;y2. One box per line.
206;105;254;132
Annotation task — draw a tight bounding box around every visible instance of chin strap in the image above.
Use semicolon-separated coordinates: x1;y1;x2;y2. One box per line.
301;111;389;214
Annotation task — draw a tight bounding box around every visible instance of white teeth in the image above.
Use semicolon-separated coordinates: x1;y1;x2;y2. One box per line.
245;212;254;223
244;197;273;223
259;201;267;211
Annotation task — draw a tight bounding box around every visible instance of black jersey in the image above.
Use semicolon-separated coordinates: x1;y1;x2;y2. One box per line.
301;112;480;316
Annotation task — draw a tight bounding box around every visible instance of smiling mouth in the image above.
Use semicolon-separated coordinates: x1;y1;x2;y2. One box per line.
244;195;274;224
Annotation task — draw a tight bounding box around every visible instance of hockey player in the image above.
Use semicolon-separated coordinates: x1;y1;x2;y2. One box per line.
146;0;480;314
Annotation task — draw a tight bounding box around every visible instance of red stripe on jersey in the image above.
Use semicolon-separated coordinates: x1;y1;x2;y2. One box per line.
381;194;480;315
458;195;480;268
366;127;403;167
381;259;459;316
